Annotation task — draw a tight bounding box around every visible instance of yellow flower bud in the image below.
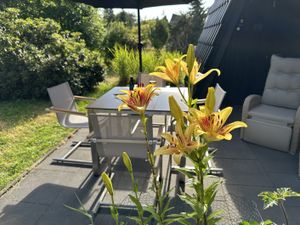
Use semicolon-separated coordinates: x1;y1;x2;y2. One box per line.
101;172;114;196
122;152;133;173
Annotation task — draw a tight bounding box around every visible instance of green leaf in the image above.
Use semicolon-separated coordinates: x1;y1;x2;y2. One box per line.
128;194;143;214
259;188;300;209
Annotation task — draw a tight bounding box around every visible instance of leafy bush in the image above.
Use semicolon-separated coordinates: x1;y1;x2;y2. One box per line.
0;0;105;50
0;8;105;99
111;46;181;84
103;22;136;62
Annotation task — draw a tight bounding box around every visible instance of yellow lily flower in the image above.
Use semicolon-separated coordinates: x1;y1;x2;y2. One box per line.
188;88;247;142
116;84;158;114
181;60;221;85
154;122;202;164
150;58;182;85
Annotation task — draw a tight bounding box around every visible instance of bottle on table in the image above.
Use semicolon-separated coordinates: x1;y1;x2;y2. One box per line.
129;76;134;90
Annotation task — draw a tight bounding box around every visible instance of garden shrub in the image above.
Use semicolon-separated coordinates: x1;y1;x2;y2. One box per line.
0;8;105;99
111;46;181;84
0;0;105;50
103;22;136;63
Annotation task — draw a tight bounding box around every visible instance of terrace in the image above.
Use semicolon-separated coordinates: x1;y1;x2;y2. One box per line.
1;0;300;225
0;107;300;225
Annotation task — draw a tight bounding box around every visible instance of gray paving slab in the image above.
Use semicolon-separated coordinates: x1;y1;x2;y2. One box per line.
1;108;300;225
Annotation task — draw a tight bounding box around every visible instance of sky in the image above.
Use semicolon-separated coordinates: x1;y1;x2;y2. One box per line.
114;0;215;21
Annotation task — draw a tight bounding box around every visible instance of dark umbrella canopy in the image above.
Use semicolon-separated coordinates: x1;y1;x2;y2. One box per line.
72;0;194;72
73;0;193;9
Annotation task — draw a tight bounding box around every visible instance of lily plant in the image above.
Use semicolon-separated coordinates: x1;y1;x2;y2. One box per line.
101;44;247;225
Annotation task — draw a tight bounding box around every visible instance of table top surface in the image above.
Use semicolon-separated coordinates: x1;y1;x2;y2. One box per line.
87;86;188;114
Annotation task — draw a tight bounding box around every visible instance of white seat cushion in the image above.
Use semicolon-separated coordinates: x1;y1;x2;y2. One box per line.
262;55;300;109
65;114;88;128
248;104;296;125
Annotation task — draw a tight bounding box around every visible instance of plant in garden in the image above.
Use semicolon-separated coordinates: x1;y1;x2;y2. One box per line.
149;18;169;51
111;46;181;84
0;8;105;99
241;188;300;225
98;44;248;225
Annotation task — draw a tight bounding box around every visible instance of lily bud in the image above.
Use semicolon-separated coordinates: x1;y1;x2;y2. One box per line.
101;172;114;196
122;152;133;173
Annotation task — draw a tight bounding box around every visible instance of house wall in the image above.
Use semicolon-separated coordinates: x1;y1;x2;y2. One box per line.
195;0;300;105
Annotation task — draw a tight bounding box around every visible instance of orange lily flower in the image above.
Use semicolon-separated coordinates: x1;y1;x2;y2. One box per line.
149;58;182;85
188;87;247;142
116;84;158;114
154;122;202;165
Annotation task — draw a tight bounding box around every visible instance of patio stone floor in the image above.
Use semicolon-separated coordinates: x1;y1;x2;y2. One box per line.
0;109;300;225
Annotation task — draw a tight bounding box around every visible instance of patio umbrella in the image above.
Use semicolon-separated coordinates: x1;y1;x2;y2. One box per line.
72;0;194;72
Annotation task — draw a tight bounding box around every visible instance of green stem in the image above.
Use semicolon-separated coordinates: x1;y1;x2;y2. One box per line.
111;196;119;225
280;200;289;225
140;113;161;213
177;86;188;106
195;160;208;225
130;172;145;225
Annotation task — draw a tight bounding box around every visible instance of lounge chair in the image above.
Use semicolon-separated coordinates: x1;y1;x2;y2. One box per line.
241;55;300;155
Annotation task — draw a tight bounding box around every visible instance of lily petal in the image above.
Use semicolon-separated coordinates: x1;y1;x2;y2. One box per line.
193;68;221;85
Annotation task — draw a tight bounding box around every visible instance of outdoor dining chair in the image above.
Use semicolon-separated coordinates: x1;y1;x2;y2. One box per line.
138;73;166;87
197;83;227;111
47;82;96;166
89;112;164;175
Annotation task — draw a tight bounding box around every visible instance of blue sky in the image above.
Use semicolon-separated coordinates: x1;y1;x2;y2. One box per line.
114;0;215;21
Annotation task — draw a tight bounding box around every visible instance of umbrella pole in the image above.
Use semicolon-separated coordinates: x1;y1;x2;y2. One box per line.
137;8;143;73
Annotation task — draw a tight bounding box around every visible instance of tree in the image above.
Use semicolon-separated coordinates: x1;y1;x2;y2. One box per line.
0;0;105;50
149;18;169;50
103;8;115;25
167;0;207;52
115;10;136;28
103;22;136;62
189;0;207;44
168;14;191;52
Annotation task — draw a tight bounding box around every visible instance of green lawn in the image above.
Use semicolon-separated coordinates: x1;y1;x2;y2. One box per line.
0;77;118;190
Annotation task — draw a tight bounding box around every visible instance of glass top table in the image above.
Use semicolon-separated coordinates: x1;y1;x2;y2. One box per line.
86;86;188;115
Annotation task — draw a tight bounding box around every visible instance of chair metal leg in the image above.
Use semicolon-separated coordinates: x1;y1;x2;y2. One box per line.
52;141;93;167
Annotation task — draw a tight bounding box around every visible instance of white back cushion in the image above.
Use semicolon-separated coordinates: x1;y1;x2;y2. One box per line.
262;55;300;109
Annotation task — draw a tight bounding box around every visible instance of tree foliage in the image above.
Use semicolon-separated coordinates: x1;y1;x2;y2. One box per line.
0;0;105;50
149;18;169;50
115;10;136;28
168;0;207;52
0;7;104;99
103;22;136;62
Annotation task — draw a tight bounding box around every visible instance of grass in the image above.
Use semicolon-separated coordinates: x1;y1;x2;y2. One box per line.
0;76;118;190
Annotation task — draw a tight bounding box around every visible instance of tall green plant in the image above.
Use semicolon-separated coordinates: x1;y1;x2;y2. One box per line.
111;46;181;84
111;45;138;85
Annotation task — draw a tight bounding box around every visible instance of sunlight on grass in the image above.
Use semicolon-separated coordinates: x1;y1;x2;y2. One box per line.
0;77;118;190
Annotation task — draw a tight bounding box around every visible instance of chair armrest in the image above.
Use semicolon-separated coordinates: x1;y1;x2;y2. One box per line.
240;94;261;139
196;98;206;104
74;95;96;101
290;106;300;155
242;94;262;121
46;107;86;116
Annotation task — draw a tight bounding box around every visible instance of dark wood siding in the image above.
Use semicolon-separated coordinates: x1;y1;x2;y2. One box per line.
195;0;300;105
